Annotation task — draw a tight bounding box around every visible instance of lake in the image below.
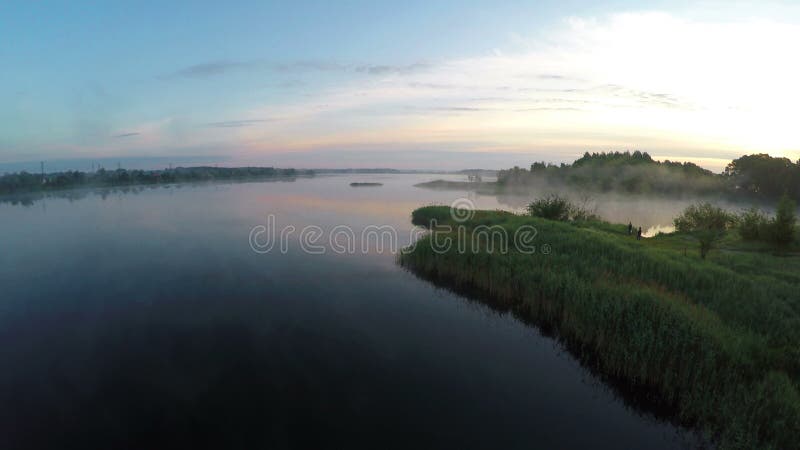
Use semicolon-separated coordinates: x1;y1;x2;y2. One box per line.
0;174;706;448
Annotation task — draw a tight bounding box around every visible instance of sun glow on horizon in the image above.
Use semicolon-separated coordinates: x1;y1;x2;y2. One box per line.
214;12;799;166
3;8;800;169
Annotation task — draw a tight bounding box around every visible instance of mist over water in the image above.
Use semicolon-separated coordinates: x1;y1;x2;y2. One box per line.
0;174;714;448
495;188;765;236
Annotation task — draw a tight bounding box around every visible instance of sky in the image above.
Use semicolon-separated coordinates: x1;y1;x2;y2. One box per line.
2;0;800;171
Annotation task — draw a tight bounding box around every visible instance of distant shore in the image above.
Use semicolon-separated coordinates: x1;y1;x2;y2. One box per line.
415;152;800;204
0;166;313;196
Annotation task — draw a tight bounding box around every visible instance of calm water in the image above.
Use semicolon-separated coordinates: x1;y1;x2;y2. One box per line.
0;174;703;449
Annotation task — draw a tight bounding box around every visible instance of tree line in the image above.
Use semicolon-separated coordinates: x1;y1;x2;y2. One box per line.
0;166;312;195
499;151;800;201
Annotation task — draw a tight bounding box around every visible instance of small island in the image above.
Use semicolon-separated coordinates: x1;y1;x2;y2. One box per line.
349;182;383;187
401;196;800;449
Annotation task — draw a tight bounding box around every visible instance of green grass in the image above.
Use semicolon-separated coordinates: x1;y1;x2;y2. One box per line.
401;206;800;449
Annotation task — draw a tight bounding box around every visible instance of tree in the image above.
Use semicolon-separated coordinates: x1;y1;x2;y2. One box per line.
724;154;799;199
674;203;735;259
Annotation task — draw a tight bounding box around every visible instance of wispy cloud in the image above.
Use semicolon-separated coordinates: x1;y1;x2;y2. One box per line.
407;82;457;90
163;61;258;79
126;12;800;166
600;84;690;109
514;107;581;112
429;106;489;112
161;60;433;79
204;119;274;128
355;63;432;75
113;132;140;138
536;74;571;80
269;61;347;73
231;12;800;159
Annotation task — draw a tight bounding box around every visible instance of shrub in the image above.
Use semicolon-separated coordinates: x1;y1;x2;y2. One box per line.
527;195;572;221
737;196;797;246
674;203;735;258
738;207;768;241
674;202;735;233
526;194;598;222
769;193;797;245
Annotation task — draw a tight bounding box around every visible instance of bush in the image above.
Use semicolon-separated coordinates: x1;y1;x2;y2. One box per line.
770;193;797;245
526;194;598;222
736;196;796;246
738;207;768;241
674;203;735;259
527;195;572;221
674;202;735;233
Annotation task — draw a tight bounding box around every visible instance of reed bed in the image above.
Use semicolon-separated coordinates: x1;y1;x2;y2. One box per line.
401;206;800;449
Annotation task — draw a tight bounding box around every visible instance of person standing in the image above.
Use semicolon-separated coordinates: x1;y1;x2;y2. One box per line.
628;222;633;235
637;226;642;240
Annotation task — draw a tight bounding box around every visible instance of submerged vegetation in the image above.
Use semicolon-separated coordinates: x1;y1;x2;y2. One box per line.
0;166;311;195
401;205;800;449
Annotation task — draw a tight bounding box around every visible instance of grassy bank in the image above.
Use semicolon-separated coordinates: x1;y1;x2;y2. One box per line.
400;206;800;449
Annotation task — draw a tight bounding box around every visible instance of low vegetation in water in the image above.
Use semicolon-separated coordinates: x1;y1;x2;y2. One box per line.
413;179;497;195
349;182;383;187
401;205;800;449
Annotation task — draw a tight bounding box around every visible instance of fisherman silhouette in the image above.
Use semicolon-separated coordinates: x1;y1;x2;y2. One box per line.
637;226;642;240
628;222;632;235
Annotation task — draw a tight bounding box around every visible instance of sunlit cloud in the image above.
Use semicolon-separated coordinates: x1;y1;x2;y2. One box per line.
217;12;799;167
61;11;800;170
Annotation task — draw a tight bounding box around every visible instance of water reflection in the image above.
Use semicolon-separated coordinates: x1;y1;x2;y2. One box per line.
0;174;706;448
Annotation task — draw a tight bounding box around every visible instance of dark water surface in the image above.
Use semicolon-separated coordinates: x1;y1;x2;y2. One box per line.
0;174;702;449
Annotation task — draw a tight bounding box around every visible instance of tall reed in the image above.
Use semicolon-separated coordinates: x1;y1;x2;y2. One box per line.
402;206;800;449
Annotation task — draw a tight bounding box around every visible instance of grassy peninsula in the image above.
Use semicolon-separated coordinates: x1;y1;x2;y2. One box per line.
400;205;800;449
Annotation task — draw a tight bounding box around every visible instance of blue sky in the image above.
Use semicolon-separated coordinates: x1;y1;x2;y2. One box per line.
2;0;800;170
